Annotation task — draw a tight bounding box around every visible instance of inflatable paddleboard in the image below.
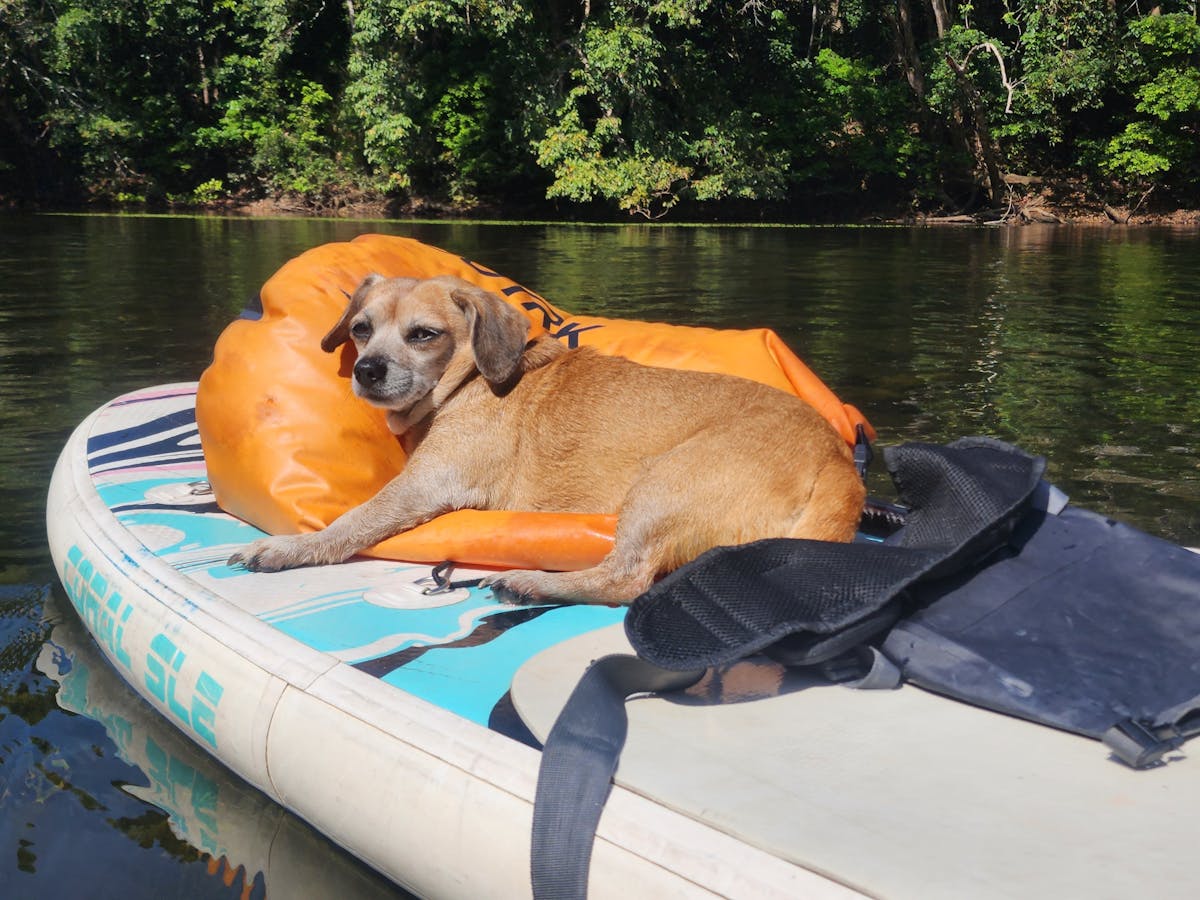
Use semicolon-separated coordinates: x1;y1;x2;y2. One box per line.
47;382;1200;899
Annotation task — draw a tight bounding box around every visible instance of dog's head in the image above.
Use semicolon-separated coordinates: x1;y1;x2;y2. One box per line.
322;274;532;418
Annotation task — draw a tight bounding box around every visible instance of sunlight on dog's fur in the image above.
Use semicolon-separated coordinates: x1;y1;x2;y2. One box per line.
229;274;865;604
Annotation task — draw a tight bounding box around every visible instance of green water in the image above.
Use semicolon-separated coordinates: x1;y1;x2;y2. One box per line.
2;214;1199;896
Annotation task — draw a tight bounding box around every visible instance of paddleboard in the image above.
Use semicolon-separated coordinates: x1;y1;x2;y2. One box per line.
47;383;1200;899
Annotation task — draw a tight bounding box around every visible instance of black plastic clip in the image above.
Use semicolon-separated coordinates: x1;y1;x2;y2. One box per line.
1102;718;1177;769
853;424;874;481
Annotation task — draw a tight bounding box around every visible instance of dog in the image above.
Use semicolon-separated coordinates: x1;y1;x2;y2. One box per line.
229;274;866;604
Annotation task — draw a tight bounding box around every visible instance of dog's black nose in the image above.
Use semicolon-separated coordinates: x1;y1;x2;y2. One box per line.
354;356;388;387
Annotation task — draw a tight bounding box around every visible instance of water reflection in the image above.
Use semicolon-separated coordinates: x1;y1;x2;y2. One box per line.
29;592;410;899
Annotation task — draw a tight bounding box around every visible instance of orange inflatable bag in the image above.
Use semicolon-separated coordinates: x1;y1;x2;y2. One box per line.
196;235;872;570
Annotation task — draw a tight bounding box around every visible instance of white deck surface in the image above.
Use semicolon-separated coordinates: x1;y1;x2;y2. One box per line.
514;624;1199;900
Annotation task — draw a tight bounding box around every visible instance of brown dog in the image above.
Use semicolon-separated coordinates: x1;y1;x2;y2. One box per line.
229;274;865;604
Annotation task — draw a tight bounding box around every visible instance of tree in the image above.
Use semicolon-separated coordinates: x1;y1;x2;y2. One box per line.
535;1;912;217
40;0;221;200
193;0;354;203
346;0;541;205
3;0;1200;216
1100;12;1200;202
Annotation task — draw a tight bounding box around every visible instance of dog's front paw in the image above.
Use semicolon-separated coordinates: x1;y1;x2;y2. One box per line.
228;534;340;572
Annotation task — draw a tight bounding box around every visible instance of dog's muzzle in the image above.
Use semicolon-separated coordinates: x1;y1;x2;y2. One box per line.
353;355;412;401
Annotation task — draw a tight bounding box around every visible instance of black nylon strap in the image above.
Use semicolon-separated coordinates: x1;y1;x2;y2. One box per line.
531;655;704;900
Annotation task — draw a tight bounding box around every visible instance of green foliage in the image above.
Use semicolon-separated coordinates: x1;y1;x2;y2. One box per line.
188;0;353;201
805;47;917;186
1099;13;1200;194
33;0;202;198
197;76;342;197
1101;121;1176;183
190;178;225;204
346;0;539;203
3;0;1200;215
535;4;912;216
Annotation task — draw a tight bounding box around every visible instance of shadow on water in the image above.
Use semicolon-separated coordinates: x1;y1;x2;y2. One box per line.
2;213;1199;895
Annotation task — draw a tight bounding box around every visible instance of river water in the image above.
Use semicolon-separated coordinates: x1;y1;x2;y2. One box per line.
2;214;1199;896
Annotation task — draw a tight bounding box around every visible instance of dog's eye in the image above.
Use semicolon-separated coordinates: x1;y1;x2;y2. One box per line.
350;321;372;341
407;327;442;344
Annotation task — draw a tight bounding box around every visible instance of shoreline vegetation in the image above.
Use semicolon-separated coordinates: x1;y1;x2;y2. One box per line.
11;190;1200;228
145;188;1200;227
3;3;1199;227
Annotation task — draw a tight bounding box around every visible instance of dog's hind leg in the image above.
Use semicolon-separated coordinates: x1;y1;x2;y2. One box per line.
486;421;863;606
484;491;675;604
482;531;667;606
486;434;793;605
785;456;865;543
483;443;713;604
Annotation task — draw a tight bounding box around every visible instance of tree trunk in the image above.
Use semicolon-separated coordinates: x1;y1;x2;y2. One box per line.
945;54;1006;203
197;46;210;107
889;0;926;100
927;0;952;39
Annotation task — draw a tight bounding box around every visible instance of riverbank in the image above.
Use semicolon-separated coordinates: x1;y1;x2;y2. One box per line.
124;190;1200;229
161;174;1200;227
7;186;1200;227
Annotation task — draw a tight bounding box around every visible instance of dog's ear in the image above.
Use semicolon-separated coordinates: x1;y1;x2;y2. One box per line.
321;273;383;352
321;273;384;352
319;271;384;352
450;284;531;384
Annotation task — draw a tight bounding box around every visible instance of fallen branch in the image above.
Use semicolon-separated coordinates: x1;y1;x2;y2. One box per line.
1130;186;1155;216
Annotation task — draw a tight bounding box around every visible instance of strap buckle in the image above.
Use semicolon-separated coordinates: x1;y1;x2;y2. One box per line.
853;424;874;481
1102;718;1178;769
